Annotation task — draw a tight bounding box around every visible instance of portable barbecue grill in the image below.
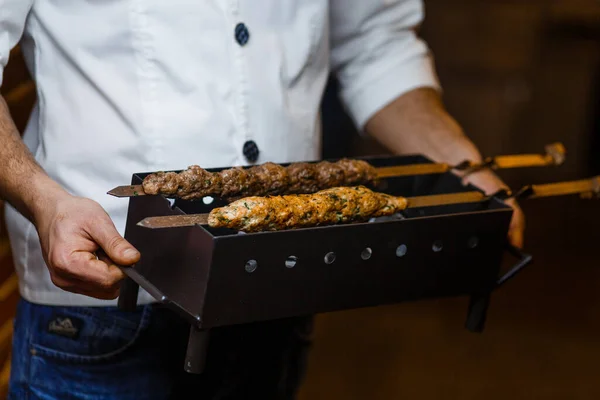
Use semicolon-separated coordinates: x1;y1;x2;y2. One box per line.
114;153;557;374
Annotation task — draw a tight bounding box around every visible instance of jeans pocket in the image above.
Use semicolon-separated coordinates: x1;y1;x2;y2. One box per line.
29;304;151;364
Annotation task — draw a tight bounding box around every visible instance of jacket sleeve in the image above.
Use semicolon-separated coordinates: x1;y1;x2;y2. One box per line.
0;0;34;87
329;0;441;130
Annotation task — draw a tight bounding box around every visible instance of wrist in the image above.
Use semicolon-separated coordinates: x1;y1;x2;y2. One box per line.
462;169;509;195
26;173;72;226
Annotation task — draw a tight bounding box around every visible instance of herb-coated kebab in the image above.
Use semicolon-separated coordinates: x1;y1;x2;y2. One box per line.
207;186;407;232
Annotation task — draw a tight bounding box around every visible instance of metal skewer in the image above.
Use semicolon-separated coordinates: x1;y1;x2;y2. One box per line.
135;175;599;230
108;143;566;198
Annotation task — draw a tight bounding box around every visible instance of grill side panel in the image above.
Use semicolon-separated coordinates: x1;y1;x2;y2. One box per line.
200;207;511;328
121;174;214;322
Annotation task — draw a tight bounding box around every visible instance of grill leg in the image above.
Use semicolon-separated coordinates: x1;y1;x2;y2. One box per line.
184;326;210;374
118;277;140;312
465;292;490;332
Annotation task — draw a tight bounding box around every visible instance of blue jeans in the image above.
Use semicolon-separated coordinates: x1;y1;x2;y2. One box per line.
8;298;313;399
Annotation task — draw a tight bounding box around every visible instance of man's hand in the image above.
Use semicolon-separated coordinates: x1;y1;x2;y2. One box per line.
364;87;526;248
34;192;140;300
461;169;526;249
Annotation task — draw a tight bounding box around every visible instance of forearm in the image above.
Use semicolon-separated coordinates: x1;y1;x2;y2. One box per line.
0;95;67;223
364;87;509;194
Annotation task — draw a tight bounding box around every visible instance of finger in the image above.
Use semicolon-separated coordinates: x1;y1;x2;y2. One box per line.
96;250;129;280
87;215;140;266
506;201;525;249
509;225;524;249
77;250;126;285
49;270;121;300
54;251;126;294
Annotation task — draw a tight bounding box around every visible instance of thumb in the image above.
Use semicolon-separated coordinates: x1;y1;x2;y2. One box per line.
89;216;140;265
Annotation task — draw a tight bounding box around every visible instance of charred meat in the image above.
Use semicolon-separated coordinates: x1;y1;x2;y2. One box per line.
142;159;378;200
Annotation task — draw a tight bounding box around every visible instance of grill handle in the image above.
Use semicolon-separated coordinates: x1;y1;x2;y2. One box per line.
118;272;140;312
496;244;533;288
465;244;533;332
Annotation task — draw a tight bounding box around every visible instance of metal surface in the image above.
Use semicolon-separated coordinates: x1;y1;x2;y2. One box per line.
496;245;533;288
119;155;513;325
109;184;146;198
184;327;210;374
137;213;210;229
465;245;533;333
108;143;565;198
113;154;562;374
122;157;512;329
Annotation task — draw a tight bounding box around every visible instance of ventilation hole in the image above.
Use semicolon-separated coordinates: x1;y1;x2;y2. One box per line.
467;236;479;249
245;260;258;273
361;247;372;260
285;256;298;269
324;252;336;265
396;244;407;258
432;241;443;253
202;196;214;205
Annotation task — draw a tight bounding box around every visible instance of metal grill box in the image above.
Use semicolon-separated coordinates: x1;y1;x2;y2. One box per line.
117;154;531;372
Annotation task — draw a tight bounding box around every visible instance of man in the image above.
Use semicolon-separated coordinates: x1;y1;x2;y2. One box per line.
1;1;524;399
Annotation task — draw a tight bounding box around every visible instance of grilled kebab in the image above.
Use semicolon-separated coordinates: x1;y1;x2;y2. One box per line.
142;159;379;200
207;186;408;232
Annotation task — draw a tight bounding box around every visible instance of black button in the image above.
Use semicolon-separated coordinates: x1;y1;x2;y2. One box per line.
235;23;250;46
243;140;259;163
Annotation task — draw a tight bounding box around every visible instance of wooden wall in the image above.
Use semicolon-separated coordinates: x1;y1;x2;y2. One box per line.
0;46;35;398
419;0;600;185
340;0;600;187
301;1;600;399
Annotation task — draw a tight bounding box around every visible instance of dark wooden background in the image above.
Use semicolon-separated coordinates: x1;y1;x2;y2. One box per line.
0;44;35;398
303;1;600;399
1;1;599;398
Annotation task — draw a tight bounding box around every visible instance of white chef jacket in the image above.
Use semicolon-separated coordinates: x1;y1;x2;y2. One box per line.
1;0;440;306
